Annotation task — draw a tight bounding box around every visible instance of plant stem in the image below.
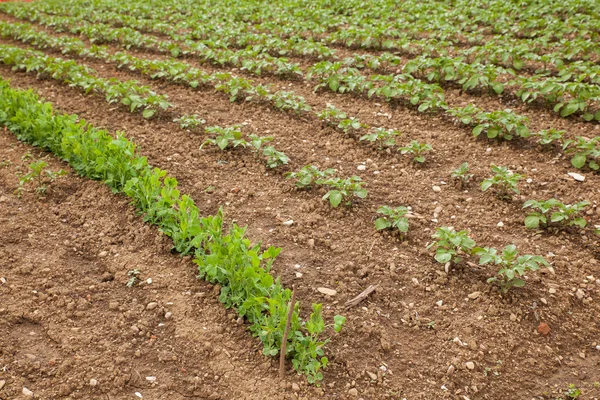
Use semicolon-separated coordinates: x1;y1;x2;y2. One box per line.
279;284;296;380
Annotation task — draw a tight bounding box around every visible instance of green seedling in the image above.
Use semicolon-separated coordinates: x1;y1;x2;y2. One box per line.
523;199;589;229
446;104;482;125
285;165;336;189
16;160;67;197
533;128;565;147
563;136;600;170
399;140;433;164
564;384;582;399
473;244;549;293
360;127;401;148
201;125;247;150
481;164;524;198
247;134;274;151
319;176;367;208
472;109;530;140
427;226;476;265
451;162;473;187
127;269;140;287
262;146;289;168
374;205;410;235
174;114;206;130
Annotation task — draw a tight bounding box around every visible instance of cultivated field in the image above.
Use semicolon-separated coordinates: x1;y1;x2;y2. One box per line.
0;0;599;399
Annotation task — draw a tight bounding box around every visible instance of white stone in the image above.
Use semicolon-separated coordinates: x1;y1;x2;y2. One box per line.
357;165;366;171
282;220;294;226
317;287;337;296
568;172;585;182
432;185;442;192
22;387;34;397
465;361;475;370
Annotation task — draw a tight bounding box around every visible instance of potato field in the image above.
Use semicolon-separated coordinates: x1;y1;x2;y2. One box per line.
0;0;599;399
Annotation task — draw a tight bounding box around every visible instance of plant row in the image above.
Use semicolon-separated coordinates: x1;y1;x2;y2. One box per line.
0;77;345;384
0;44;172;118
3;19;598;175
1;8;305;79
0;21;313;114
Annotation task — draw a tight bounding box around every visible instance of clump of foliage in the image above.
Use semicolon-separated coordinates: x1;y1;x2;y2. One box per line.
319;176;368;208
174;114;206;130
399;140;433;164
523;199;589;229
451;162;473;187
427;226;476;265
481;164;524;199
285;165;336;189
374;205;410;236
474;244;549;293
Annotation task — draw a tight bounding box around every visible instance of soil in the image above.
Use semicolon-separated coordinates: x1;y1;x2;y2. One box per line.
1;12;600;400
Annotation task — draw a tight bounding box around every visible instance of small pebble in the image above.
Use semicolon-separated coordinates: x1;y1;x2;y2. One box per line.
89;379;98;387
465;361;475;370
317;287;337;296
468;291;481;300
22;387;34;397
146;302;158;310
432;185;442;192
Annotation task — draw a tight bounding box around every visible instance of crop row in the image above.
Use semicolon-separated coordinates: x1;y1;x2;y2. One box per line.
0;7;306;79
27;0;600;51
5;7;598;127
0;77;345;384
16;0;600;73
0;21;438;165
0;44;172;118
3;20;599;175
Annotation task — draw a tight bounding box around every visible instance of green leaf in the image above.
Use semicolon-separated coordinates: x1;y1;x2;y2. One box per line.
510;278;526;288
434;251;452;264
524;215;540;229
571;153;587;169
328;191;342;208
142;108;155;119
472;125;484;137
374;217;390;231
333;315;346;332
481;180;493;191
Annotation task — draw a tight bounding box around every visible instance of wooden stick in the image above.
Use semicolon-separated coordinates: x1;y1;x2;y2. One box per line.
279;284;296;380
344;285;377;309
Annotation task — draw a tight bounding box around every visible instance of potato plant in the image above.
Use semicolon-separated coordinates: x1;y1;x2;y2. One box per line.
319;176;368;208
174;114;206;130
533;128;565;147
427;226;476;266
285;165;336;189
201;125;247;150
523;199;590;229
474;244;549;293
360;127;401;148
400;140;433;164
481;164;524;199
563;136;600;170
451;162;473;187
374;206;410;236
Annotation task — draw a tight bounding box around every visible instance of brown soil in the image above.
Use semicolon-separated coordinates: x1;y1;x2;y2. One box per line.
1;21;600;400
